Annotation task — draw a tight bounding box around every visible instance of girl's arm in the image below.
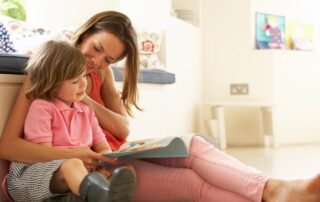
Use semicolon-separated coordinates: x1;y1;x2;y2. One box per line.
93;141;116;178
0;79;108;166
83;67;129;140
93;141;112;154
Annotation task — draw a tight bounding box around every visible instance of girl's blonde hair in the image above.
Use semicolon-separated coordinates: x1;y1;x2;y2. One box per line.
73;11;141;116
26;40;86;101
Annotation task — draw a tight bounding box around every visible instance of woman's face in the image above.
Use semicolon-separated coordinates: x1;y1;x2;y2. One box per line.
78;32;125;71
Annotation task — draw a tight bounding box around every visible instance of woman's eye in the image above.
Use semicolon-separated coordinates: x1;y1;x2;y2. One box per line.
93;45;100;52
104;59;110;65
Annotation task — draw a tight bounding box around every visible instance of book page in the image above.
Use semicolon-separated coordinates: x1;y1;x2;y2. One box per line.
106;134;195;158
118;137;175;152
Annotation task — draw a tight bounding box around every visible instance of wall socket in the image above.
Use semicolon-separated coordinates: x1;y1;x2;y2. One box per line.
230;83;249;95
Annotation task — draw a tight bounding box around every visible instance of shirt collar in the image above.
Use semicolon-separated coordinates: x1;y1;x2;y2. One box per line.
52;99;85;112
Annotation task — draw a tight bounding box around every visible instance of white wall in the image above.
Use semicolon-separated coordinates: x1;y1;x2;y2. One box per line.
115;0;202;140
26;0;119;29
201;0;320;146
119;1;202;140
127;17;202;141
200;0;265;145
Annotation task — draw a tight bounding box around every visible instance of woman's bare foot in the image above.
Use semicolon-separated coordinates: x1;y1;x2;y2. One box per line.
263;174;320;202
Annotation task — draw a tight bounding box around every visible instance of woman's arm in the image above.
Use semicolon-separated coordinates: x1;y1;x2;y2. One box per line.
83;68;129;140
0;79;108;165
0;79;68;163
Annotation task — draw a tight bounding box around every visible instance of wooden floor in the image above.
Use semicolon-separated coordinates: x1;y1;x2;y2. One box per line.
225;144;320;179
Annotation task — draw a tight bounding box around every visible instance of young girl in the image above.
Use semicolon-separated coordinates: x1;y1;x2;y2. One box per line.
4;40;136;202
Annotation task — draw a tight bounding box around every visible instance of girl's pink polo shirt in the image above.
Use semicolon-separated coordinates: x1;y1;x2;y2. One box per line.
24;99;107;148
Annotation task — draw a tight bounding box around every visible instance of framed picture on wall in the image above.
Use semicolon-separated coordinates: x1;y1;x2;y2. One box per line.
285;20;315;51
256;12;286;49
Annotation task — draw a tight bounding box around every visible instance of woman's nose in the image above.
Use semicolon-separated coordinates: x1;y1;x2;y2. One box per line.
91;57;97;67
87;57;97;68
88;55;107;69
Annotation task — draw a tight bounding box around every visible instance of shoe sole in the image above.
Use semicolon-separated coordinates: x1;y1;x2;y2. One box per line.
107;167;136;202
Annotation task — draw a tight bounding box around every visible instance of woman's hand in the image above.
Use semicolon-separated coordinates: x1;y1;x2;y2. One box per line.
81;93;92;108
71;146;114;171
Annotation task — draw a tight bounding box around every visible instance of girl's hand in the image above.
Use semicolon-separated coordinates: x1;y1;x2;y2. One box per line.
96;167;112;179
71;146;114;171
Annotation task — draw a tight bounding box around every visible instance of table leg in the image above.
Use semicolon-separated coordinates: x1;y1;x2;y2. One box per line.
214;106;227;149
261;106;279;148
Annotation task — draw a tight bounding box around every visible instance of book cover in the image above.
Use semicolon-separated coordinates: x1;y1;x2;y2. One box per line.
105;134;194;158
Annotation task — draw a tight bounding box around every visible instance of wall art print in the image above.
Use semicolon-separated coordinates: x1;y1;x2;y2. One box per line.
256;12;286;49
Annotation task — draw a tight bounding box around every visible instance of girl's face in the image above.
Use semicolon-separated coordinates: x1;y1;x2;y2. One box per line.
57;71;87;107
78;32;125;71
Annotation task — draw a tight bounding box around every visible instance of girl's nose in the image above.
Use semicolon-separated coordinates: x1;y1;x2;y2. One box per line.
80;77;87;88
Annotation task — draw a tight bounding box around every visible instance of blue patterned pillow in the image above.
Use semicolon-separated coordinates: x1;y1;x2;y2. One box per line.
0;22;16;53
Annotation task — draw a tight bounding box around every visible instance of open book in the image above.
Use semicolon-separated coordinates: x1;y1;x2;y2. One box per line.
105;134;194;158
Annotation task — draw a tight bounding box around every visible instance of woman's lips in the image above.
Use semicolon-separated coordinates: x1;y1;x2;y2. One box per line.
86;63;95;69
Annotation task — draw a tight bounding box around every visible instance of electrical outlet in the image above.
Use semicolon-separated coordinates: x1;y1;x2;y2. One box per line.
230;83;249;95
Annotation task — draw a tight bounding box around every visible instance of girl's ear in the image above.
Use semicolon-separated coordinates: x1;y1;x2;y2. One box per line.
54;86;62;98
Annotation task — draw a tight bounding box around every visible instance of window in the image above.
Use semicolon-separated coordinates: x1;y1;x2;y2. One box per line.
0;0;26;21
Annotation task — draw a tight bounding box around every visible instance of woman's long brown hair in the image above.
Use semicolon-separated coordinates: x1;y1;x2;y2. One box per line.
73;11;141;116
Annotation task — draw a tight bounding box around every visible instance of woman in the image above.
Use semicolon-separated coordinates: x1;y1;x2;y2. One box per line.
1;11;320;202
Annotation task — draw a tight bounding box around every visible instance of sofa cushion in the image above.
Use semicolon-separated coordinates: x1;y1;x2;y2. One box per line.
0;53;175;84
0;53;29;74
112;67;175;84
